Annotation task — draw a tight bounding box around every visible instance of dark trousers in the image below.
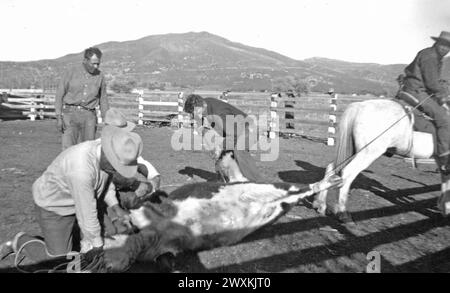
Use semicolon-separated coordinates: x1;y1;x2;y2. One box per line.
220;130;265;183
35;205;78;255
12;205;79;267
62;107;97;150
402;89;450;162
233;149;264;182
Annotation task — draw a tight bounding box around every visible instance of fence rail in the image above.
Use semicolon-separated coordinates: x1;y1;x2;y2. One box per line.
1;89;380;145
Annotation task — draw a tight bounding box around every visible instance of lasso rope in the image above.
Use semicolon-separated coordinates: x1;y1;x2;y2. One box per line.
13;238;80;273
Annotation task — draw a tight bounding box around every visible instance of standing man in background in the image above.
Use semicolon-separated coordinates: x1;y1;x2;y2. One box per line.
55;47;109;150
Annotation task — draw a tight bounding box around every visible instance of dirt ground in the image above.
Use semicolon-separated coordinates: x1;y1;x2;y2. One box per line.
0;119;449;273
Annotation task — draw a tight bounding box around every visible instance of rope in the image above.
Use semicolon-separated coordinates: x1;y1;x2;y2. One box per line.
13;238;79;273
160;183;185;188
325;93;434;178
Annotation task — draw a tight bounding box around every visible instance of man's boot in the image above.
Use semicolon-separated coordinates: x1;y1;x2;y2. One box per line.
438;153;450;175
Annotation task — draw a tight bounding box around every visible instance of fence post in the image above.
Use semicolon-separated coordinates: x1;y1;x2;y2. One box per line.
96;106;102;124
29;99;36;121
327;91;338;146
1;92;7;103
178;92;184;128
138;91;144;125
220;91;229;103
269;93;279;139
34;95;44;120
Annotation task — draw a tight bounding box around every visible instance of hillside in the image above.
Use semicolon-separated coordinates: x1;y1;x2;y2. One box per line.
1;32;449;95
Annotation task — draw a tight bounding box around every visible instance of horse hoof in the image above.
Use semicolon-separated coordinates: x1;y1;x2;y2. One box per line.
437;201;450;217
336;211;353;223
312;200;326;215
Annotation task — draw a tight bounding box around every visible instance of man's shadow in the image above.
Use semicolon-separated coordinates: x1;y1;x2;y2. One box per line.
179;166;218;182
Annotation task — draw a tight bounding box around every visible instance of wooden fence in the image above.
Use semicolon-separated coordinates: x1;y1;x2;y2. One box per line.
1;92;56;121
0;89;377;145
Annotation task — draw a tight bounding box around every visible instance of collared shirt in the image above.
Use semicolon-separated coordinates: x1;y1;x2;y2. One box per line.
404;46;449;101
33;139;118;248
54;64;109;117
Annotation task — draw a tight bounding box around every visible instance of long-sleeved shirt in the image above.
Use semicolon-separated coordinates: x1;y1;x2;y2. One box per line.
54;64;109;118
33;139;118;248
203;98;253;150
404;46;449;103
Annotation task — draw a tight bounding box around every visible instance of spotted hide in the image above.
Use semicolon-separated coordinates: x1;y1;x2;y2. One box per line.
102;175;342;272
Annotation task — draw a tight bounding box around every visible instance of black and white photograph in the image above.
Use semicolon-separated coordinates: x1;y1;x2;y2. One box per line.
0;0;449;276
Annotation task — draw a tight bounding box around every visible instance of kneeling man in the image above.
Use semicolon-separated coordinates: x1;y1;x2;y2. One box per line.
0;126;143;263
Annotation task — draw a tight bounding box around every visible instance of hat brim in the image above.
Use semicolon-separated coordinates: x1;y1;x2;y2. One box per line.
122;121;136;132
105;121;136;132
101;125;139;178
431;37;450;47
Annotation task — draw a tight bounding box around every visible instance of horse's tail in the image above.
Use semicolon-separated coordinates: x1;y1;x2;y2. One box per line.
334;103;360;175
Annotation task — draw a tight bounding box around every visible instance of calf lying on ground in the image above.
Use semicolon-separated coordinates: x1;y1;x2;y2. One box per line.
101;173;342;272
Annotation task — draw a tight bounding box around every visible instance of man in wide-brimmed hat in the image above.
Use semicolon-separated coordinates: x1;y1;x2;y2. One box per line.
101;109;161;235
0;126;143;264
397;31;450;215
399;31;450;172
104;109;160;197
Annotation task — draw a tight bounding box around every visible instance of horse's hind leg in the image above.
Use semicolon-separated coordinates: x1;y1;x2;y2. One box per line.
335;147;386;222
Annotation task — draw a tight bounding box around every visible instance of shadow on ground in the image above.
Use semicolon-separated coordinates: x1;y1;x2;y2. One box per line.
178;166;218;182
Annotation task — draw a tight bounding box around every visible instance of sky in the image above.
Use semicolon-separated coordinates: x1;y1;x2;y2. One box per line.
1;0;449;64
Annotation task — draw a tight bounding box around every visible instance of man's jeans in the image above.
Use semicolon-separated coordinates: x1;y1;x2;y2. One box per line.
62;107;97;150
217;130;265;183
12;205;78;266
402;88;450;164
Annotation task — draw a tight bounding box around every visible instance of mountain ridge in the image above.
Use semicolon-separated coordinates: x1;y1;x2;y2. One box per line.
1;31;449;95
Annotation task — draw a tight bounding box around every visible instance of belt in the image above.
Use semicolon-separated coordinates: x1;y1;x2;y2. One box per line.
63;104;95;112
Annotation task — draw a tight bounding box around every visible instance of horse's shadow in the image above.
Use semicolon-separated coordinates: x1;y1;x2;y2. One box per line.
125;160;446;273
278;160;441;217
3;160;441;273
131;194;447;272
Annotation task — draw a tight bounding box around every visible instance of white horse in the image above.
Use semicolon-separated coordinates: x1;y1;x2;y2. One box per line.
313;99;450;222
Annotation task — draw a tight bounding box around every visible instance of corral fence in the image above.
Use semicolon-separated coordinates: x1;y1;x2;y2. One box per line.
269;92;375;145
0;91;57;121
0;89;377;146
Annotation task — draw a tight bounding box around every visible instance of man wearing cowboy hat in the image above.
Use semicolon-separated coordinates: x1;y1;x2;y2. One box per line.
0;126;143;264
400;31;450;175
103;109;160;202
100;109;161;235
